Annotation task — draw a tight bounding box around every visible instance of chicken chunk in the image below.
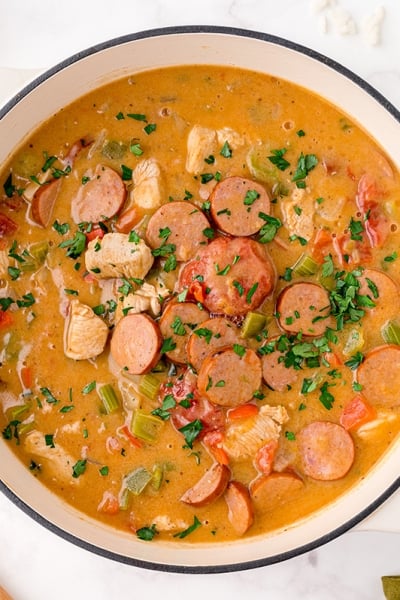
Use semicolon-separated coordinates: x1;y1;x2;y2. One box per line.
186;125;217;174
131;158;163;210
216;127;246;149
115;281;169;321
222;405;289;460
64;299;108;360
24;430;80;485
85;232;154;280
281;188;315;241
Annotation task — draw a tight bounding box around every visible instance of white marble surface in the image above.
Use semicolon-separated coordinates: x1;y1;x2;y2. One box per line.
1;1;400;598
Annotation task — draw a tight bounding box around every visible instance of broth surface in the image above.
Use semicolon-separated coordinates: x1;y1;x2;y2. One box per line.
1;65;400;543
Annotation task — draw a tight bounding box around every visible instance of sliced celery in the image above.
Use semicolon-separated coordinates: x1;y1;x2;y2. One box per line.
97;384;120;414
343;327;364;357
29;241;49;264
291;253;319;277
119;488;131;510
382;320;400;345
240;312;267;338
124;466;152;495
152;463;164;490
6;404;30;421
131;409;164;442
139;373;160;400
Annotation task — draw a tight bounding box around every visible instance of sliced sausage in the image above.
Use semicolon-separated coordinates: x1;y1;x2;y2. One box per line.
197;347;262;408
110;313;162;375
356;344;400;407
145;201;211;261
224;480;254;535
250;471;303;511
358;268;399;315
210;176;270;236
261;337;299;392
297;421;355;481
159;301;209;364
71;164;126;223
187;316;243;371
31;178;61;227
180;462;230;507
179;236;275;315
276;282;333;337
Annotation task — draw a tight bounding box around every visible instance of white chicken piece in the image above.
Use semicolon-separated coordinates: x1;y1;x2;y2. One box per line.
24;430;80;485
0;250;9;278
216;127;246;149
222;404;289;460
131;158;163;210
115;282;167;322
85;232;154;280
64;299;108;360
186;125;217;174
281;188;315;241
152;515;190;532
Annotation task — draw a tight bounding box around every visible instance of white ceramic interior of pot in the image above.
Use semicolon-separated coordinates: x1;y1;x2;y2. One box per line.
1;27;400;572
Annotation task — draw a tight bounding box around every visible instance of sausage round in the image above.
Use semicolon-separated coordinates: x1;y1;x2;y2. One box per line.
356;344;400;407
179;236;275;315
31;178;61;227
210;176;271;236
224;480;254;535
250;471;304;511
159;301;209;364
71;164;126;223
261;337;299;392
110;313;162;375
187;316;243;371
145;201;211;262
180;462;231;507
297;421;355;481
197;347;262;407
276;282;332;337
358;268;400;315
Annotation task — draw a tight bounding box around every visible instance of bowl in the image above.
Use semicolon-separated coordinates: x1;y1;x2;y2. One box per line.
1;25;400;573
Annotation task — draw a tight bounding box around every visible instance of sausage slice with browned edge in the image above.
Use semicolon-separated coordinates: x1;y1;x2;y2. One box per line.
71;164;127;223
187;316;243;371
31;178;61;227
261;336;299;392
358;268;400;317
110;313;162;375
224;480;254;535
356;344;400;407
159;301;209;364
197;347;262;407
250;471;304;511
180;462;231;507
179;236;275;315
210;176;271;236
297;421;355;481
145;201;212;261
277;282;333;337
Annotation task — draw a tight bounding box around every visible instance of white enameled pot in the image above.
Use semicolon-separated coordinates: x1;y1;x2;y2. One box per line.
1;26;400;573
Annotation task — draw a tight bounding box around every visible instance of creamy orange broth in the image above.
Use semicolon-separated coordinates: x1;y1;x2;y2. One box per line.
1;64;400;543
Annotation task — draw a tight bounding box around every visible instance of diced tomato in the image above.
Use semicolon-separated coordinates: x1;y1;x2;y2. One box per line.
20;366;33;389
188;280;206;304
120;424;142;448
356;173;390;248
340;394;377;431
254;439;278;476
202;430;230;465
227;403;259;421
85;225;106;242
97;491;120;515
0;310;13;329
311;228;333;264
334;232;372;265
0;212;18;237
323;351;342;368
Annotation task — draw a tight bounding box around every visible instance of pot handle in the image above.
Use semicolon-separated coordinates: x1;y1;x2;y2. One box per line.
354;489;400;533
